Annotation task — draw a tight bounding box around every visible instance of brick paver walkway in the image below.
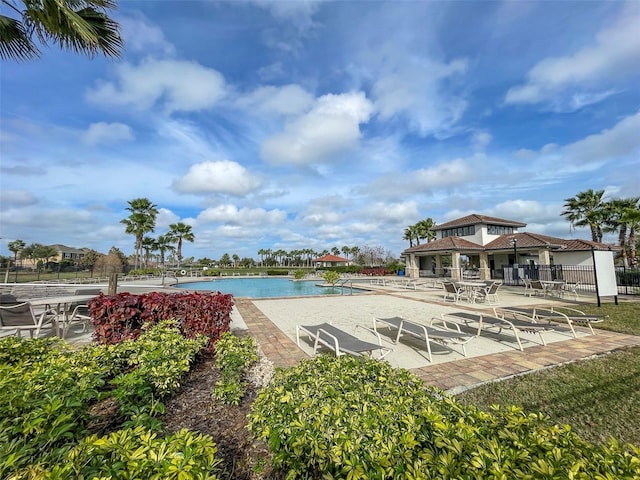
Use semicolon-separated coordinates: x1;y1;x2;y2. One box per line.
235;297;640;393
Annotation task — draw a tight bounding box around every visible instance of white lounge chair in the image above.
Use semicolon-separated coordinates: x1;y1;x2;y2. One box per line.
296;322;392;359
373;316;473;362
443;311;557;351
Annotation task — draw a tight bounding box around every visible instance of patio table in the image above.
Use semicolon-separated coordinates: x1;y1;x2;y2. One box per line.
29;295;97;337
455;281;486;303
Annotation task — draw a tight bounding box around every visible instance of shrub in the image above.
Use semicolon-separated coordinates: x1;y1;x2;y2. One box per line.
248;355;640;479
212;332;258;405
89;291;234;352
45;426;221;479
293;269;306;280
320;270;341;286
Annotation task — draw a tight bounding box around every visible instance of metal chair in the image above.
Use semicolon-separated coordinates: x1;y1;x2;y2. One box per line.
0;302;57;338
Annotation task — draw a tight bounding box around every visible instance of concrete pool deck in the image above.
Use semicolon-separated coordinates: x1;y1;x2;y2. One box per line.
233;284;640;393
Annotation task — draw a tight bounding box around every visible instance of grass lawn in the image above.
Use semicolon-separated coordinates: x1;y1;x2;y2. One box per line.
457;301;640;446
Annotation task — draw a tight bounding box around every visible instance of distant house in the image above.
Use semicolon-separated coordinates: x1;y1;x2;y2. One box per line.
402;214;617;281
49;244;87;263
313;254;350;268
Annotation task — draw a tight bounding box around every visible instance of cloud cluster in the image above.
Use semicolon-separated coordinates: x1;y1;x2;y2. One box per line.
173;160;262;196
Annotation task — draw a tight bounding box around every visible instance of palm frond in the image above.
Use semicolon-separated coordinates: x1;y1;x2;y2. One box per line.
0;14;40;60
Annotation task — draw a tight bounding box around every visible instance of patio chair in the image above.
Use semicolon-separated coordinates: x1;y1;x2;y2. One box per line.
373;316;473;362
296;322;392;359
529;280;547;296
562;282;581;301
62;289;101;337
441;281;464;303
0;302;57;338
474;281;501;305
522;278;532;296
442;311;557;351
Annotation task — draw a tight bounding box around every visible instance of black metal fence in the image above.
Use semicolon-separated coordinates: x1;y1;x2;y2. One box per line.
501;265;640;295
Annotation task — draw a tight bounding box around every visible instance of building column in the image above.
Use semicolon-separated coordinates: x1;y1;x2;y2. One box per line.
451;252;461;280
538;248;551;265
479;252;490;280
406;254;419;279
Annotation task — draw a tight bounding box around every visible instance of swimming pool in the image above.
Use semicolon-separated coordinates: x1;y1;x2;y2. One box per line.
181;277;367;298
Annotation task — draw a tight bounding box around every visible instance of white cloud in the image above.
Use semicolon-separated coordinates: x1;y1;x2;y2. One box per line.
471;130;492;151
506;4;640;106
261;91;374;165
86;59;226;114
173;160;262;196
82;122;134;146
371;57;468;136
236;84;314;116
252;0;326;29
0;190;38;207
196;204;287;225
119;15;176;55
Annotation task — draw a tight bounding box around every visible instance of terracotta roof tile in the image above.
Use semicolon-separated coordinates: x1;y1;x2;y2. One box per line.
314;254;349;262
435;214;526;230
402;236;484;254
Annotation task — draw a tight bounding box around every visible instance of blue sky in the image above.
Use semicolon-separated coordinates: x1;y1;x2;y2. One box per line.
1;0;639;262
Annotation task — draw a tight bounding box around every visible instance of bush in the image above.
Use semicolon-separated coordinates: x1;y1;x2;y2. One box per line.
212;332;258;405
320;270;341;286
293;269;306;280
45;426;221;479
248;355;640;479
89;291;234;352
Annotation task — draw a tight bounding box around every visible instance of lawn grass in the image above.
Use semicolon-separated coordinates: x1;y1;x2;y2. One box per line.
457;301;640;446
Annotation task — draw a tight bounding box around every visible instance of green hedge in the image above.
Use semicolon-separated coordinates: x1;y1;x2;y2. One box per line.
248;355;640;479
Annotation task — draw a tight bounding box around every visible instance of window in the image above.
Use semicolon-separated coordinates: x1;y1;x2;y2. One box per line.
487;224;514;235
441;225;475;238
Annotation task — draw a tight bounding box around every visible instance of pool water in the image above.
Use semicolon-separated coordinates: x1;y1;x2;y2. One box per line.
181;277;366;298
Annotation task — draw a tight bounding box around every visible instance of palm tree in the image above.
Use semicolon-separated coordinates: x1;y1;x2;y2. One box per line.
156;234;175;267
167;222;195;268
120;198;158;271
1;0;123;61
603;197;640;267
416;218;436;243
621;208;640;268
7;239;25;281
403;225;419;247
232;254;240;268
561;189;606;242
141;236;157;269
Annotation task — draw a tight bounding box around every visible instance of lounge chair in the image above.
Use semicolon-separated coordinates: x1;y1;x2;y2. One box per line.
0;302;57;338
441;282;464;303
562;282;581;301
442;311;557;351
529;280;548;296
296;322;392;359
62;288;101;337
373;316;473;362
496;306;578;338
503;306;605;335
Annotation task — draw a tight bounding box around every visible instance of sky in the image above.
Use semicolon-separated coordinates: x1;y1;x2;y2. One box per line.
1;0;640;262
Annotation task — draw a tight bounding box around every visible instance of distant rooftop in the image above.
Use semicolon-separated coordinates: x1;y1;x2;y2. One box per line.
435;214;526;230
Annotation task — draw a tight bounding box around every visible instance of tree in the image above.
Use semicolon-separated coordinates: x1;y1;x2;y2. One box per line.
403;226;417;247
79;248;101;276
621;208;640;268
156;234;175;267
561;189;606;242
167;222;195;268
8;239;25;281
415;218;436;243
141;236;157;268
232;254;240;268
20;243;57;279
219;253;231;268
603;197;640;267
120;198;158;271
0;0;123;61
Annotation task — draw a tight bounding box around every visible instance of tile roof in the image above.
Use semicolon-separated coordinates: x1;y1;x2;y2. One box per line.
314;254;349;262
483;232;566;250
402;236;484;255
435;214;526;230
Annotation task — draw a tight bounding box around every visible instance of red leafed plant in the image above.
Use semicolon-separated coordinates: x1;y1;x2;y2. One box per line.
88;291;234;352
